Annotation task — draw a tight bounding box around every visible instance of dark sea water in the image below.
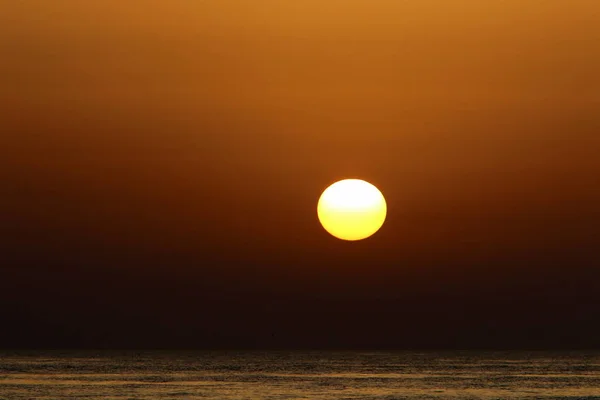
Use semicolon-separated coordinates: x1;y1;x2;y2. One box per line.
1;351;599;399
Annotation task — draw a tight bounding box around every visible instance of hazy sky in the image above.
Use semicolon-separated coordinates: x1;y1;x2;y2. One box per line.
1;1;599;349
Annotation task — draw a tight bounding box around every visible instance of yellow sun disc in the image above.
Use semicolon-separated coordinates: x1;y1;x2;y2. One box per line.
317;179;387;241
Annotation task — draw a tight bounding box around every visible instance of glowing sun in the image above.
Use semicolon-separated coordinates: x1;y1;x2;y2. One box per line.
317;179;387;241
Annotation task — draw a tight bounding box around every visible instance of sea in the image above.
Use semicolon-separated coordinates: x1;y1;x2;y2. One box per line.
1;351;599;399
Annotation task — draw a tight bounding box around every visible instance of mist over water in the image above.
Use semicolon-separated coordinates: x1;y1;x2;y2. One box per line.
1;351;599;399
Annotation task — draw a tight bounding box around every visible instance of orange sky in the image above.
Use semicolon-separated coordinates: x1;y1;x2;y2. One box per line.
0;0;600;348
1;1;599;323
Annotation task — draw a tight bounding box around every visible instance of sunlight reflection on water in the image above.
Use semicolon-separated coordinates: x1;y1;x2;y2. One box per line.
1;351;599;399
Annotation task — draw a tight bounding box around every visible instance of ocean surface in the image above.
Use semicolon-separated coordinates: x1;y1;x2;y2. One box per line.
1;351;599;399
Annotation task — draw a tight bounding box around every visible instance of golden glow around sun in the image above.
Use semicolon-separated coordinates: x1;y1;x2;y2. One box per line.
317;179;387;241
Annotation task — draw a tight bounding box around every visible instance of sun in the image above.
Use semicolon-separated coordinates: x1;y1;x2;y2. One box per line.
317;179;387;241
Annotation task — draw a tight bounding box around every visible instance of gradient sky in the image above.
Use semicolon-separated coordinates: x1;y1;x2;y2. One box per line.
1;1;599;349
